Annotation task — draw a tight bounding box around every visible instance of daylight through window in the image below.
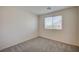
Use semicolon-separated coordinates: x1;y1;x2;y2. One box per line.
44;16;62;30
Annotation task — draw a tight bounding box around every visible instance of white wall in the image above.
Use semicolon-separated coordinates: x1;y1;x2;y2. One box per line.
0;7;38;50
39;7;78;46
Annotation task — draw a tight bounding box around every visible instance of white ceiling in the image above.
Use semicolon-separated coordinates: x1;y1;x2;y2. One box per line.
20;6;72;15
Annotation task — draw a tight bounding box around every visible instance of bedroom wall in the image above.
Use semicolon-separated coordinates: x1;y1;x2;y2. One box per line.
0;7;38;50
38;7;78;46
77;7;79;45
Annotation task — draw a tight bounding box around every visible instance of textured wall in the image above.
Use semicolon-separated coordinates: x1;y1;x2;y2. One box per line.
0;7;38;50
77;7;79;45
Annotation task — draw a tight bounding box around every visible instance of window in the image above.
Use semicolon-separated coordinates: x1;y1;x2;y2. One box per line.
44;16;62;30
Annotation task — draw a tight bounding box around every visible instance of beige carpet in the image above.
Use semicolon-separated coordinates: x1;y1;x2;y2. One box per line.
1;37;79;52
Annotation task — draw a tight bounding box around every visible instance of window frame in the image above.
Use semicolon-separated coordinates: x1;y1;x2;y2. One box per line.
44;15;63;30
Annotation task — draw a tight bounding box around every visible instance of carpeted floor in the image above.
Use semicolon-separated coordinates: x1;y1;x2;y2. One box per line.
1;37;79;52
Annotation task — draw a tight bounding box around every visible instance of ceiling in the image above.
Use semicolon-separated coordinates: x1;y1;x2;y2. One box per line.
20;6;72;15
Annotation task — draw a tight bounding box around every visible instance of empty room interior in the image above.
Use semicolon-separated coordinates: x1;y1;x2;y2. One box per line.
0;6;79;52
